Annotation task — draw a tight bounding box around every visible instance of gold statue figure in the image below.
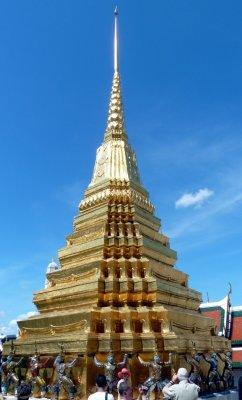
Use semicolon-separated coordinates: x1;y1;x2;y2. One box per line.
138;353;171;399
94;353;129;393
1;352;24;395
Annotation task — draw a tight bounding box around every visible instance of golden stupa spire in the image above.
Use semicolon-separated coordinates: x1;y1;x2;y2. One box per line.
104;7;127;142
87;7;143;190
114;6;119;73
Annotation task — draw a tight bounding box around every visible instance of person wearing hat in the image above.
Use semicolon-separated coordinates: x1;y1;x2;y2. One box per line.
162;368;200;400
117;368;132;400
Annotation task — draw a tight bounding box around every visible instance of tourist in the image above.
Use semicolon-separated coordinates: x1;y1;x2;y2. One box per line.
117;368;132;400
88;374;114;400
117;382;130;400
136;385;149;400
16;380;32;400
162;368;200;400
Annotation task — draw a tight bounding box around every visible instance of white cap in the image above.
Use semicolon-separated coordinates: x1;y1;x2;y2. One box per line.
177;368;189;381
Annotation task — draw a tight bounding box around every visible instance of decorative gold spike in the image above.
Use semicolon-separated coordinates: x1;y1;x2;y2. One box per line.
114;6;119;73
104;72;126;141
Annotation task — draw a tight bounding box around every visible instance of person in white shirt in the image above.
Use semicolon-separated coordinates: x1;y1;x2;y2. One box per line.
162;368;200;400
88;375;114;400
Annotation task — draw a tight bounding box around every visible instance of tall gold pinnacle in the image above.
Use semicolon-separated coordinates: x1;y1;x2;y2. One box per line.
104;7;127;142
114;6;119;73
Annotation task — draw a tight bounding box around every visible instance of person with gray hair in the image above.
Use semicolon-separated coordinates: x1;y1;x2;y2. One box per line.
162;368;200;400
118;382;129;400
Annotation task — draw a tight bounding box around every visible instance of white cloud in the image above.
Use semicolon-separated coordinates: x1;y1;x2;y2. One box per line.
9;311;38;328
0;325;12;335
175;188;214;209
0;310;38;336
168;189;242;240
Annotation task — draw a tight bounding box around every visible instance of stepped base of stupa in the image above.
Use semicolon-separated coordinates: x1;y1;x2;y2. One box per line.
5;303;230;355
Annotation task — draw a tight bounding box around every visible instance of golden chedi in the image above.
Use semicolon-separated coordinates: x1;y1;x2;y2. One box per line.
5;8;230;399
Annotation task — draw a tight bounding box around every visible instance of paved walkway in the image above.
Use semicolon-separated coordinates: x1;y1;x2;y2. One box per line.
0;391;238;400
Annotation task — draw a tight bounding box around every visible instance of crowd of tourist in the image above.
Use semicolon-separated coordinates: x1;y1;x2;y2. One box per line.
88;367;200;400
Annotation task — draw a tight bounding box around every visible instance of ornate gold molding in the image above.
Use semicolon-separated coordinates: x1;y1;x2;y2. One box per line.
80;187;154;212
49;268;99;287
20;320;88;339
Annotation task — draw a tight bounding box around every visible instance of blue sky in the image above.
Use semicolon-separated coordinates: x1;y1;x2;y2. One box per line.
0;0;242;334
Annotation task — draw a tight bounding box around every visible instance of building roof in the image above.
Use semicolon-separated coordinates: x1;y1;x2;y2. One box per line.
200;296;229;336
200;295;242;368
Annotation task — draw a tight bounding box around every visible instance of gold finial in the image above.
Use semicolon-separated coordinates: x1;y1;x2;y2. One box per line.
114;6;119;72
104;7;126;141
